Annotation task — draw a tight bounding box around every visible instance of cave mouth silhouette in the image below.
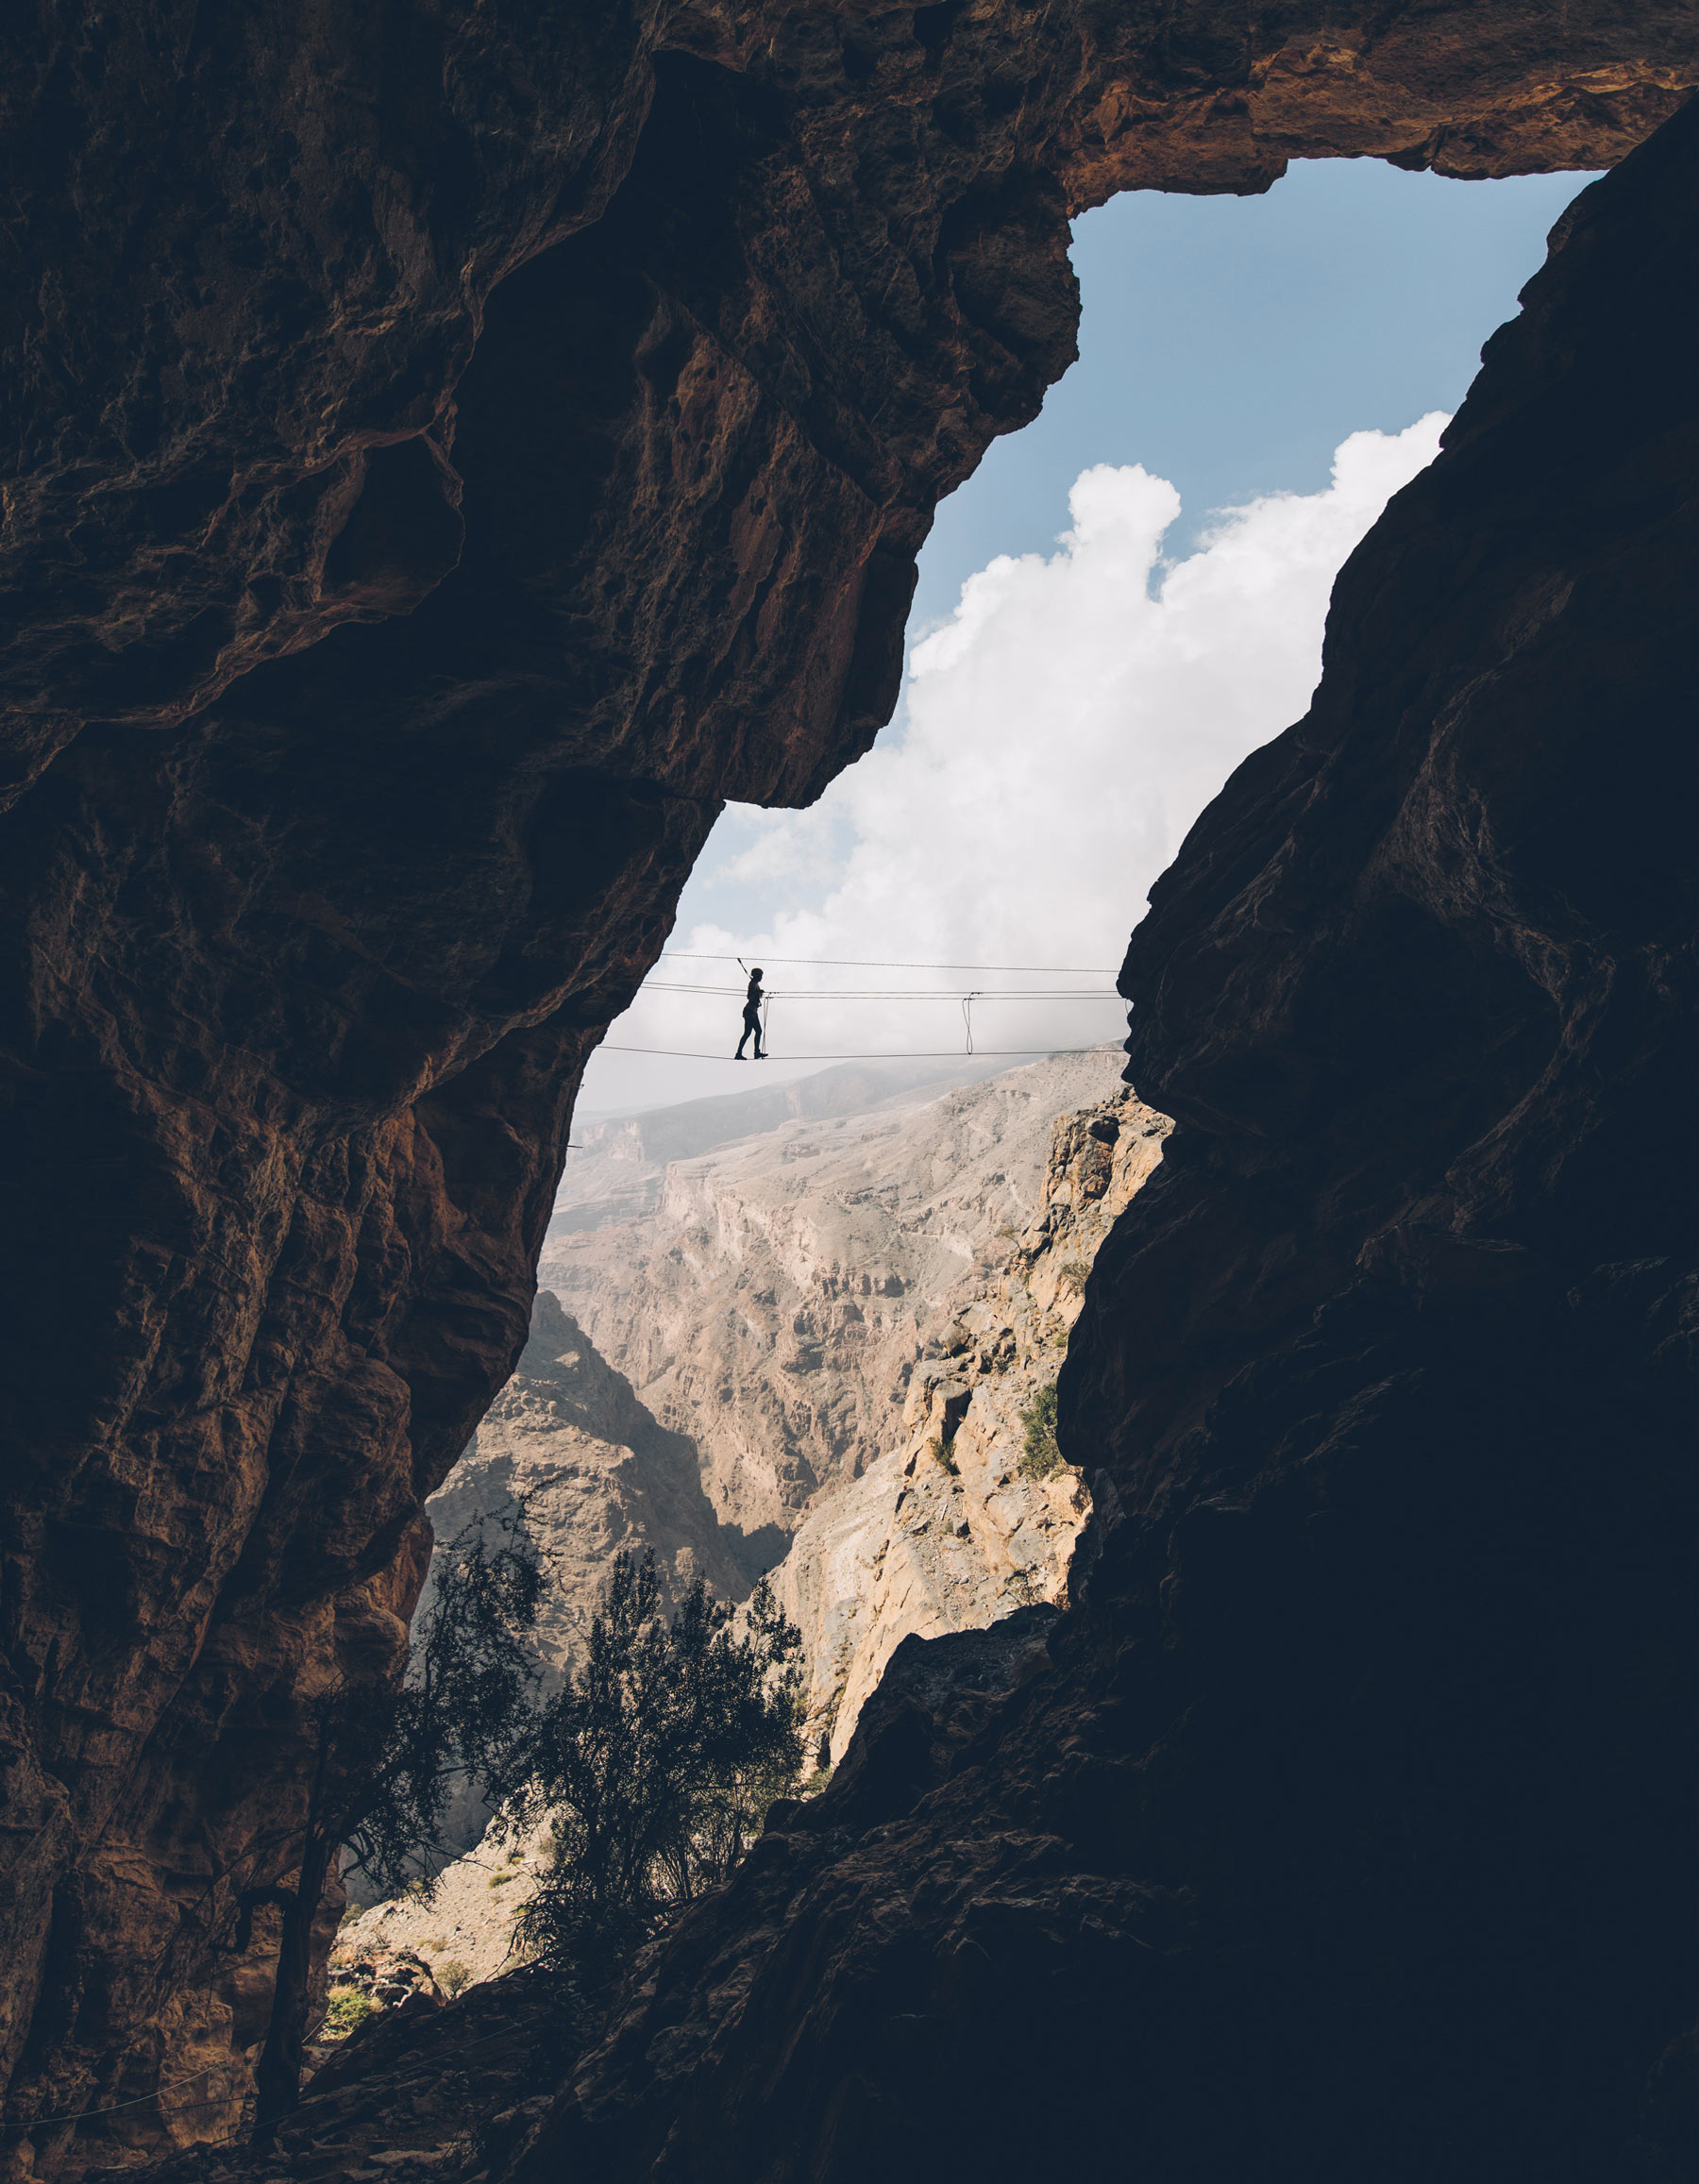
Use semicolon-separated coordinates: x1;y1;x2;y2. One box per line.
0;11;1692;2178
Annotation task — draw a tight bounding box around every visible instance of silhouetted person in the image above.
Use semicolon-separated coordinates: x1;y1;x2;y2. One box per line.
734;968;765;1059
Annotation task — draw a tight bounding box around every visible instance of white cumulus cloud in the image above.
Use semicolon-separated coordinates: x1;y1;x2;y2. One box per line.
592;414;1446;1100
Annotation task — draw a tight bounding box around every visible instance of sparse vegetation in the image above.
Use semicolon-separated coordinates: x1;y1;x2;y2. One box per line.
1019;1384;1064;1480
438;1959;470;1998
247;1510;546;2125
498;1550;803;1997
1057;1259;1092;1295
321;1987;372;2039
926;1433;959;1476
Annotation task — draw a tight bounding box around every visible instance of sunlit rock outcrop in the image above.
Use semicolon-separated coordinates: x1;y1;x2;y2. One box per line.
773;1087;1171;1756
543;1051;1126;1544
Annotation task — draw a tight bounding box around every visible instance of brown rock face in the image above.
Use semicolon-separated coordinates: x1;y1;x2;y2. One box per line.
0;2;1693;2172
503;100;1699;2184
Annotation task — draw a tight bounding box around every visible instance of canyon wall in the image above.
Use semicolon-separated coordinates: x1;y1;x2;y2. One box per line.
769;1081;1170;1758
506;98;1699;2184
543;1050;1123;1547
341;1056;1154;1989
1;0;1694;2171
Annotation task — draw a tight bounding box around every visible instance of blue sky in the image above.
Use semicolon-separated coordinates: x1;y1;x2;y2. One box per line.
583;157;1592;1114
912;157;1588;626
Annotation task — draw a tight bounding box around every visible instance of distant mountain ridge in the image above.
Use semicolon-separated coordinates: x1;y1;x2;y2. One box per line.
547;1054;1022;1234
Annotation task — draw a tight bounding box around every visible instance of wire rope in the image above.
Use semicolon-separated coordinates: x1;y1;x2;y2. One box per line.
660;951;1119;974
601;1044;1120;1062
641;982;1122;999
1;2066;244;2134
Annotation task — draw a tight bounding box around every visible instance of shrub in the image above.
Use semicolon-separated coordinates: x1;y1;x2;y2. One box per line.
1004;1565;1043;1608
926;1433;959;1476
503;1553;803;1993
252;1509;547;2124
438;1959;470;1998
1019;1385;1063;1479
1056;1259;1092;1295
322;1987;372;2038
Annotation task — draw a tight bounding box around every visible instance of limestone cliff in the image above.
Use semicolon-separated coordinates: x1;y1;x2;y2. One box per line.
541;1050;1126;1545
345;1059;1156;1989
773;1086;1170;1758
1;1;1694;2171
425;1292;754;1677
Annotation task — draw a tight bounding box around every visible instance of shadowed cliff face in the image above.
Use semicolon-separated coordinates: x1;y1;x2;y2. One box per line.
1;0;1695;2170
502;101;1699;2184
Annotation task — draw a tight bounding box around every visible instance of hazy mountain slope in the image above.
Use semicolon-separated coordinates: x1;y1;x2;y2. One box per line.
539;1050;1128;1549
549;1056;1010;1234
358;1051;1153;1986
425;1291;755;1676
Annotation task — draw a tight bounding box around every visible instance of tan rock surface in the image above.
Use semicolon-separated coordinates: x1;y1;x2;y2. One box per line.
539;1049;1129;1553
774;1088;1171;1759
375;1052;1153;1986
425;1291;754;1683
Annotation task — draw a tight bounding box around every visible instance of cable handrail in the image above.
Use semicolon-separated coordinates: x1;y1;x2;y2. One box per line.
641;982;1123;1000
660;951;1119;973
601;1044;1121;1062
0;2064;244;2134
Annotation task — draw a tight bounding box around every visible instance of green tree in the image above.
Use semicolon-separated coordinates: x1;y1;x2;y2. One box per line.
502;1552;803;1991
248;1514;544;2127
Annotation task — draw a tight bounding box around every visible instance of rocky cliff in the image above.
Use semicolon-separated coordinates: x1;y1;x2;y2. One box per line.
772;1083;1170;1758
1;1;1694;2174
542;1049;1126;1549
338;1056;1158;1988
499;98;1699;2184
424;1291;753;1679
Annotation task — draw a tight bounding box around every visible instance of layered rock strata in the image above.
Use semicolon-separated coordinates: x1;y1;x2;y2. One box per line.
774;1087;1171;1757
542;1050;1127;1549
500;99;1699;2184
551;1058;1001;1235
350;1060;1153;1981
423;1291;755;1681
2;1;1695;2170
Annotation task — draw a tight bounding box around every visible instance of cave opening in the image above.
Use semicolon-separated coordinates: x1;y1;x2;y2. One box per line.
2;12;1693;2179
354;137;1603;2030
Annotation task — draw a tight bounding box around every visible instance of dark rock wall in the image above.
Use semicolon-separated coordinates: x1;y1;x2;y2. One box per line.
512;98;1699;2184
1;0;1694;2169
